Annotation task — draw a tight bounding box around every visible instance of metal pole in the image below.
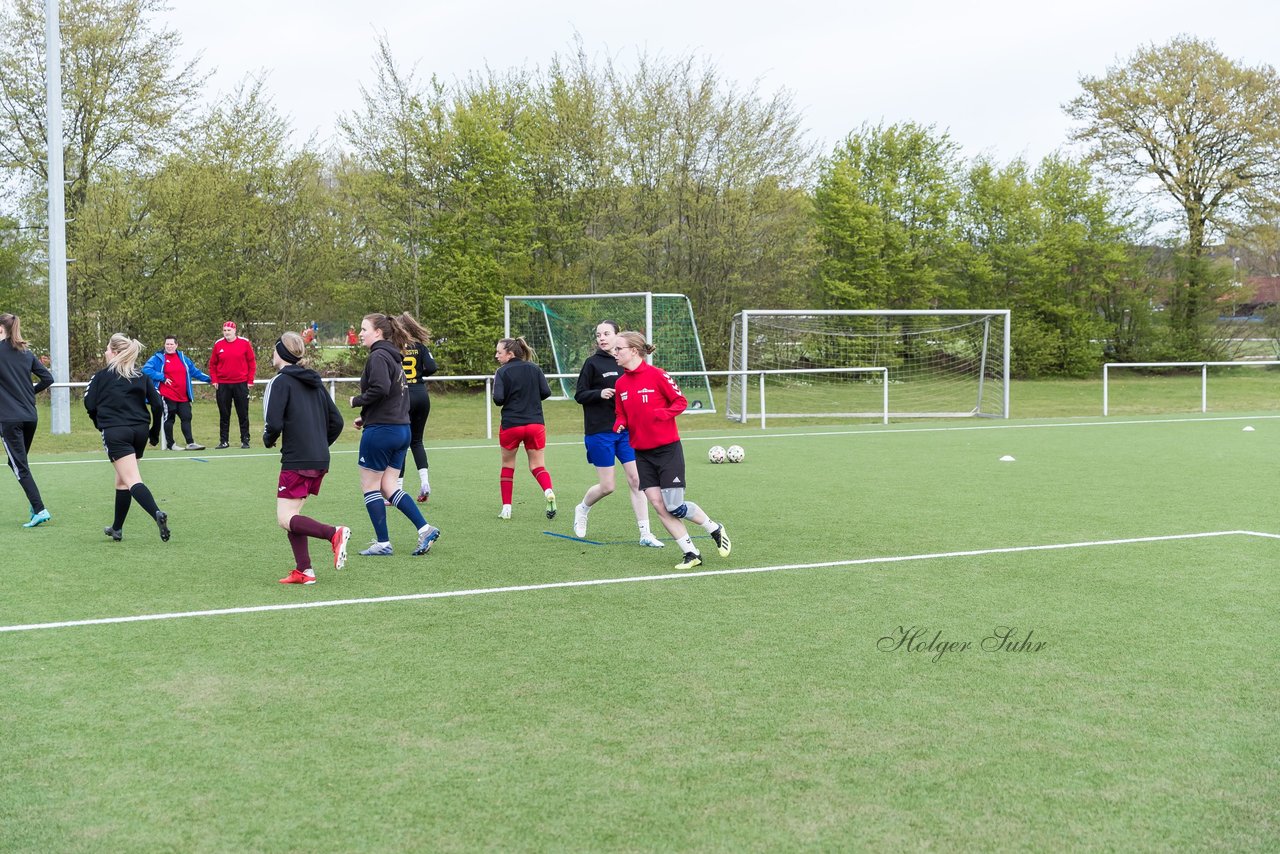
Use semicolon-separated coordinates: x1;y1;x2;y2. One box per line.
1103;365;1109;416
759;371;766;429
45;0;70;433
882;368;889;424
1201;364;1207;413
485;377;493;440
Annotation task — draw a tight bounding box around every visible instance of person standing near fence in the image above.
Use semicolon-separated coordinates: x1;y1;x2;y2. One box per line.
492;336;556;520
209;321;256;450
572;320;663;547
397;312;437;503
0;313;55;527
350;313;440;557
263;331;351;585
84;334;171;543
142;335;209;451
611;331;731;570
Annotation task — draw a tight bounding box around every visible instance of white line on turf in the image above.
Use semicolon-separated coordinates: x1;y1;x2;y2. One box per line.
1;530;1270;634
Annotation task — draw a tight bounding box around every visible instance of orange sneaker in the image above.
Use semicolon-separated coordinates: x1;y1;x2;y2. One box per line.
279;569;316;585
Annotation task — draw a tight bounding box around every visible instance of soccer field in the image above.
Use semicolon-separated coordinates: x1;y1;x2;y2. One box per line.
3;414;1278;850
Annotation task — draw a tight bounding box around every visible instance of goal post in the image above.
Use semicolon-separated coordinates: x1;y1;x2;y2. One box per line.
504;292;716;412
727;309;1010;421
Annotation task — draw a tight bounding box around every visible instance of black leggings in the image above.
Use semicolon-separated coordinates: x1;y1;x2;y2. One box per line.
401;386;430;475
216;382;250;443
161;399;195;446
1;419;45;513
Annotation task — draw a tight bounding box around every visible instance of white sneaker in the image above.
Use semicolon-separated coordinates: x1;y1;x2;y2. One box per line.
639;533;665;548
573;503;589;538
499;504;512;520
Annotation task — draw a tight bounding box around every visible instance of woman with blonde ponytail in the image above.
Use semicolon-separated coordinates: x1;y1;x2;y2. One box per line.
84;333;171;542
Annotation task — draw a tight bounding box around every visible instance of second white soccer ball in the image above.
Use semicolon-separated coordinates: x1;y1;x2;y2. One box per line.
726;444;745;463
708;445;727;464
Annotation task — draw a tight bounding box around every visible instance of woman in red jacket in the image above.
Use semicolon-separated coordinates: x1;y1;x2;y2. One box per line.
610;331;731;570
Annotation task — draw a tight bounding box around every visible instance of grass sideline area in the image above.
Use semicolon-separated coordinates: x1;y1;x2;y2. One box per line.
2;390;1278;848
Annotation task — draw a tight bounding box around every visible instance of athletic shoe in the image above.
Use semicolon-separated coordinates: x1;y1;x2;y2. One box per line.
573;503;589;538
22;508;51;528
215;442;230;449
711;525;731;558
186;442;205;451
359;541;394;556
544;489;557;520
155;510;170;542
675;552;703;570
639;533;665;548
240;441;251;449
279;569;316;585
331;526;352;570
499;505;512;520
103;526;122;541
413;525;441;556
416;487;430;504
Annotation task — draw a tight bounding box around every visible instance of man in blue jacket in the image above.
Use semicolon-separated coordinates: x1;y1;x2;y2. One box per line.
142;335;212;451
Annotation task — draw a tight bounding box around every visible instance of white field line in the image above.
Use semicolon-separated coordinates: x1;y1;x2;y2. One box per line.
30;413;1280;466
1;530;1271;635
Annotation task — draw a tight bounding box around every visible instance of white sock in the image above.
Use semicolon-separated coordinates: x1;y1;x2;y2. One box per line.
638;519;651;536
676;536;696;554
701;518;719;534
396;477;404;492
578;502;590;515
419;468;430;493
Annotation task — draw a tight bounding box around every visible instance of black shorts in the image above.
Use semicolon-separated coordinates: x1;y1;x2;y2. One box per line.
634;441;686;491
102;425;148;462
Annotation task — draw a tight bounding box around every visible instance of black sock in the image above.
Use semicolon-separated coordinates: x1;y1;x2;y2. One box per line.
129;483;161;517
113;488;131;529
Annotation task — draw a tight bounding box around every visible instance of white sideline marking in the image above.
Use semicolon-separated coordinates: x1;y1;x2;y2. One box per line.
1;530;1271;634
30;413;1280;466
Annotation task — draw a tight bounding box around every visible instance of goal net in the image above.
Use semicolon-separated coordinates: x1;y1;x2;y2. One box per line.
504;293;716;412
726;310;1010;421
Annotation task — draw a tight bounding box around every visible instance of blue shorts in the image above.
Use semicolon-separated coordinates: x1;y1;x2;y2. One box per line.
358;423;409;472
584;430;637;467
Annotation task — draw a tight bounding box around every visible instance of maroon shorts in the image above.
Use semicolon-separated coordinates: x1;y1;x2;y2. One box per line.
278;468;327;500
499;423;547;451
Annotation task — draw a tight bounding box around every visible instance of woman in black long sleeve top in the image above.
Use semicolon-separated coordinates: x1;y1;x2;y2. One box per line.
492;336;556;520
0;313;54;527
83;333;170;542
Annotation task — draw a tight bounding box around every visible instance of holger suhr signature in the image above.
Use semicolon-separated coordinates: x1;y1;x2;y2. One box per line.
877;626;1047;663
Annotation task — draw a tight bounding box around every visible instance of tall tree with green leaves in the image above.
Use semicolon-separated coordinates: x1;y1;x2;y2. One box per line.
1066;36;1280;354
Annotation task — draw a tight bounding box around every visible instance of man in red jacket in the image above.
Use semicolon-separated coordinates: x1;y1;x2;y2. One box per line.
208;321;256;449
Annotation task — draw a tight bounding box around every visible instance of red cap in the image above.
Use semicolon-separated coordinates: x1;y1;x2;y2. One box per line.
223;321;236;329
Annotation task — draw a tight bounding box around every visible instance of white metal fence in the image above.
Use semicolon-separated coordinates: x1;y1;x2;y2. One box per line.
1102;360;1280;415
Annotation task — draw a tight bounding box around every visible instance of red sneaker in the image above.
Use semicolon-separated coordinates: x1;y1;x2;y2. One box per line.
279;569;316;585
331;526;352;570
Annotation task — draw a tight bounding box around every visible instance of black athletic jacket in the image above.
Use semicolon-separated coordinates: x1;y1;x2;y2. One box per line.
493;359;551;429
84;369;162;439
0;340;54;422
351;340;409;425
262;365;344;470
574;348;624;435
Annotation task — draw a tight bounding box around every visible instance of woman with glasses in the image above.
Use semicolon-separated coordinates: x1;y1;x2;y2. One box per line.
610;331;731;570
570;320;662;547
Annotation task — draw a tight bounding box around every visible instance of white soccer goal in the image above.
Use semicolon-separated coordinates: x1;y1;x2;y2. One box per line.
727;310;1010;421
504;292;716;412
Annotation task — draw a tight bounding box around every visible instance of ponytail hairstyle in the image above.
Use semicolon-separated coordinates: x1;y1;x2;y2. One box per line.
105;333;143;378
396;312;432;346
362;312;418;349
614;331;656;357
0;313;26;349
596;319;620;334
498;336;535;362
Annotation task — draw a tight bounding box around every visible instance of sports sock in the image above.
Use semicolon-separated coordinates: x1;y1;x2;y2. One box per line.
676;535;697;554
500;467;514;505
419;467;430;493
290;515;337;541
532;466;553;492
390;489;428;528
129;483;160;517
112;488;131;529
287;530;311;570
363;490;390;542
638;519;651;537
395;477;404;493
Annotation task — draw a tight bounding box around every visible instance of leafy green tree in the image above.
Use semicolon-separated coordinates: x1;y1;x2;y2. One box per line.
814;123;963;309
1067;36;1280;355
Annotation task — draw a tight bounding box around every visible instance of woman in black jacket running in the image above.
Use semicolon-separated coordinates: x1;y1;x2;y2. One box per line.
0;313;54;527
83;333;170;542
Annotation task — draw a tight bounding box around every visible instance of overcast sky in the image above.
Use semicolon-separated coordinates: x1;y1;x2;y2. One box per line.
155;0;1279;165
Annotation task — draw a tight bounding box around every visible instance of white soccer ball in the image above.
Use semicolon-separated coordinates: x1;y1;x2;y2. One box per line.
707;445;727;464
726;444;745;463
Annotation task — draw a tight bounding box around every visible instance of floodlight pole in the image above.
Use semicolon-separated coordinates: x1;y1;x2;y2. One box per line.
45;0;71;434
